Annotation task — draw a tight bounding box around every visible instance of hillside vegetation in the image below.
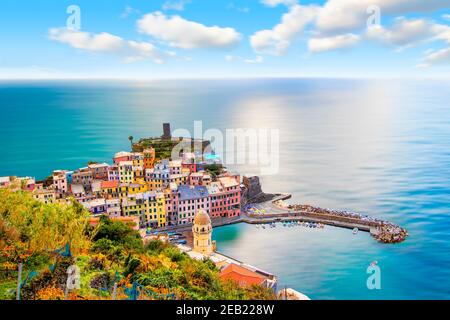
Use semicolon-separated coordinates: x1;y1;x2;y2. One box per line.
0;189;276;300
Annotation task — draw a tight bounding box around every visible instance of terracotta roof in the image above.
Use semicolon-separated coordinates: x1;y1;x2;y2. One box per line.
101;180;119;189
219;264;266;287
219;177;239;188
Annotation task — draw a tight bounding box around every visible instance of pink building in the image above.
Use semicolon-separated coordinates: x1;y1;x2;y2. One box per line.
188;171;212;186
182;163;197;173
113;151;132;165
208;176;241;219
169;160;182;175
52;170;68;198
0;177;10;188
165;183;179;226
107;165;119;181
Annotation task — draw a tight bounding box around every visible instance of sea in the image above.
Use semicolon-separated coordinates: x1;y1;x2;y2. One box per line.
0;78;449;299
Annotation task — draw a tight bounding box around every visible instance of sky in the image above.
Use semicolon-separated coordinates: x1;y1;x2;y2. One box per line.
0;0;449;79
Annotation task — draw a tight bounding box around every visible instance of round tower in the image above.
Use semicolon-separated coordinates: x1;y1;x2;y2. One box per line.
192;209;213;255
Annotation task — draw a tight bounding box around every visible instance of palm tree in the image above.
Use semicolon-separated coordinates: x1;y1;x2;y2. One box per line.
128;135;134;149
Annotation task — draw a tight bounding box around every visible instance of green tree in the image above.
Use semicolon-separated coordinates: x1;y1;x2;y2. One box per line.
128;135;134;149
92;216;143;252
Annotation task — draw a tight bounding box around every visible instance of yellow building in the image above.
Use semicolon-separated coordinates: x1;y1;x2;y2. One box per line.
128;182;147;194
143;192;166;228
156;193;167;227
121;193;146;227
118;161;133;183
100;180;119;199
132;166;144;181
192;209;213;256
132;153;144;167
33;184;56;204
147;178;165;191
118;183;129;199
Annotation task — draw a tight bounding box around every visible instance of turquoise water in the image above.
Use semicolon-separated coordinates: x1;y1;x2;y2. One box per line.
1;79;449;299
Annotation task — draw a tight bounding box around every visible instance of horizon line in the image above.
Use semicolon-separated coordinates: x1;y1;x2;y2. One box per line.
1;75;450;82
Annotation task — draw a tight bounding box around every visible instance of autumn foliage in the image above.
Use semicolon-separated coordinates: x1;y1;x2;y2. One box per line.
0;189;276;300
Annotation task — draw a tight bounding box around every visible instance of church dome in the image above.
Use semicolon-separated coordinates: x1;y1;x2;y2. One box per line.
194;209;211;226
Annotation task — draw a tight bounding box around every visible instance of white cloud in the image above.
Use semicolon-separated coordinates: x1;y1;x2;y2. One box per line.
316;0;450;34
261;0;298;7
120;6;140;19
419;47;450;67
244;56;264;63
250;4;319;55
308;33;360;53
49;28;123;52
48;28;167;64
363;18;450;50
137;12;241;49
434;24;450;44
443;14;450;21
162;0;191;11
224;55;264;63
366;18;439;48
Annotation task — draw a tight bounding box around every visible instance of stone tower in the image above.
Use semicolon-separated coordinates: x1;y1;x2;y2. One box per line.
192;209;213;256
162;123;172;140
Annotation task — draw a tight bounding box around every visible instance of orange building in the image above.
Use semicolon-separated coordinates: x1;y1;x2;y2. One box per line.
219;264;267;287
100;180;119;198
143;148;156;169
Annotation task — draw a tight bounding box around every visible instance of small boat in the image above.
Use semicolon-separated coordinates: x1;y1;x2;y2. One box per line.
353;228;359;235
262;225;266;229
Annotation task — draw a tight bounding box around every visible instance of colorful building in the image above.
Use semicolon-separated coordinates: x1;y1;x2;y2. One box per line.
219;264;268;288
118;161;134;183
100;180;119;198
216;175;241;218
143;148;156;169
177;185;210;225
113;151;132;164
33;184;56;204
106;198;121;217
0;177;10;188
52;170;68;199
122;193;146;226
72;168;93;189
169;160;182;175
107;165;119;181
88;163;109;180
83;198;107;215
164;183;179;226
142;192;167;228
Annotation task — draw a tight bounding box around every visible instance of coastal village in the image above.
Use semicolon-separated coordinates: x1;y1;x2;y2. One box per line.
0;124;298;298
0;123;407;300
1;124;242;231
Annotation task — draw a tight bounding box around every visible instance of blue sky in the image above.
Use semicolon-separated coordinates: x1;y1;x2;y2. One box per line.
0;0;449;79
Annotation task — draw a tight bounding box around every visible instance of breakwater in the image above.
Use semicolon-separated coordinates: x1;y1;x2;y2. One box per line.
245;198;408;243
